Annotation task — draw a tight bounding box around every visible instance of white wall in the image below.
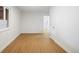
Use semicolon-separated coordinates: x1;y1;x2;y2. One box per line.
49;6;79;52
0;6;21;52
21;11;48;33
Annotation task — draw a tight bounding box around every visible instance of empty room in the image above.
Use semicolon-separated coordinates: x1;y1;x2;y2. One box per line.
0;6;79;53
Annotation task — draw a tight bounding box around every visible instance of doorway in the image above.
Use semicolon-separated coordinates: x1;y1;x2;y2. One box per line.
43;16;49;34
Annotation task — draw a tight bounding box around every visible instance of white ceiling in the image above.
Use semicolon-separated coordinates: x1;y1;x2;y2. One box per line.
17;6;50;13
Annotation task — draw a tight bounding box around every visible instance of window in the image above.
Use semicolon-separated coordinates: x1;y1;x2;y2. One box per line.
0;6;4;20
0;6;9;31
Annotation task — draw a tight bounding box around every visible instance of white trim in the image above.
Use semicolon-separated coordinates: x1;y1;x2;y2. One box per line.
4;7;5;20
48;34;72;53
0;27;9;32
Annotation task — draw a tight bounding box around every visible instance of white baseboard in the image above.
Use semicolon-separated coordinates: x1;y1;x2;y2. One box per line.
0;33;21;52
49;34;72;53
21;33;43;34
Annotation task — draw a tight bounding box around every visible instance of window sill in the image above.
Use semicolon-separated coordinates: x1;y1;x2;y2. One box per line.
0;27;9;32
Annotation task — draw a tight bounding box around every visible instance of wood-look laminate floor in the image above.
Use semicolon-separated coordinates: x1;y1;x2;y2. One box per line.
2;34;66;53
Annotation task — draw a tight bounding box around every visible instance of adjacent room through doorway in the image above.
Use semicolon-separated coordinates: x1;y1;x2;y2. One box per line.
43;16;49;34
